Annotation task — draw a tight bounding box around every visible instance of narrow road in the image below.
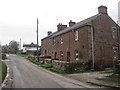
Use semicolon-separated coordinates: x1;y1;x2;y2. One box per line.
2;54;103;88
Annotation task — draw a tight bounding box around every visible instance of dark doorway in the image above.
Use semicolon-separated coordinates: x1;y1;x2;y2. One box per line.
45;50;47;55
67;52;70;62
55;52;57;59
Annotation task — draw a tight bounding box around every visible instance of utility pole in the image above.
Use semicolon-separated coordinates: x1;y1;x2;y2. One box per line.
37;18;39;61
20;38;21;53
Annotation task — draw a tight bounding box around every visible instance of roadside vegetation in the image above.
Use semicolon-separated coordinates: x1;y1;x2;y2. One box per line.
99;71;113;74
97;74;120;82
17;54;92;74
17;54;120;79
48;67;65;73
1;53;7;60
0;61;7;83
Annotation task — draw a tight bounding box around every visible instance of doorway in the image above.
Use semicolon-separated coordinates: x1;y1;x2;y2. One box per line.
67;52;70;62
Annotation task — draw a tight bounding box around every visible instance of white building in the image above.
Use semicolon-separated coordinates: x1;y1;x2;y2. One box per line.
23;42;40;54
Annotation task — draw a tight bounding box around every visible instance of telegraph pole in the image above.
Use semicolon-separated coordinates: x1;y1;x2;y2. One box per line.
37;18;39;61
20;38;21;53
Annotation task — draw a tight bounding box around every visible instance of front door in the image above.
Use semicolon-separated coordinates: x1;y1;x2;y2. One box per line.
55;52;57;59
67;52;70;62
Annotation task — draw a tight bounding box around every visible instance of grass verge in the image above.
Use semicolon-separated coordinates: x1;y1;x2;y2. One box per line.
41;64;51;68
100;71;113;74
97;74;120;82
0;62;7;83
17;54;27;57
48;67;65;73
22;54;92;74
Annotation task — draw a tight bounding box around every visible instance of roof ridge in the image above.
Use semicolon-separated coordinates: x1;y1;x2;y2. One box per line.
42;14;101;40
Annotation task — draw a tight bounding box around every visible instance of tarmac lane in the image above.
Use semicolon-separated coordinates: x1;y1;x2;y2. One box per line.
1;54;115;89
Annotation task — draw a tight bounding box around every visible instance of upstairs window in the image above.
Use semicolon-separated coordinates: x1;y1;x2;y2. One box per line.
75;31;78;41
112;27;117;39
60;38;63;44
113;47;118;59
60;51;64;60
49;39;50;45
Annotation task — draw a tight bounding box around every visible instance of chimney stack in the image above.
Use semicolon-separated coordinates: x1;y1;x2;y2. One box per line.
98;6;107;14
47;31;52;35
69;20;76;27
57;23;67;31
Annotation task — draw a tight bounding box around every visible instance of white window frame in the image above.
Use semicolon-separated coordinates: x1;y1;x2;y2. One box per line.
75;31;78;41
60;38;63;44
75;49;79;60
112;27;117;39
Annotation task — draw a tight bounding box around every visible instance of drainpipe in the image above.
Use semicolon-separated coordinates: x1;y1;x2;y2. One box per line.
88;25;95;70
117;25;120;60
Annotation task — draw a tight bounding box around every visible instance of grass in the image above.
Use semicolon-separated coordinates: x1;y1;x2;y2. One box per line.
97;74;120;82
22;54;92;74
17;54;27;57
0;62;2;83
66;70;92;74
97;78;120;82
41;64;51;68
0;62;7;83
48;67;65;73
100;71;113;74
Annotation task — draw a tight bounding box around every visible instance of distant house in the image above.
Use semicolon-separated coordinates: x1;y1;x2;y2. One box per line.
41;6;120;70
23;42;40;55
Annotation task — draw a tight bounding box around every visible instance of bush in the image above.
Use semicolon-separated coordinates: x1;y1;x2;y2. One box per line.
2;53;7;60
25;55;34;60
25;55;42;65
64;61;89;73
114;60;120;74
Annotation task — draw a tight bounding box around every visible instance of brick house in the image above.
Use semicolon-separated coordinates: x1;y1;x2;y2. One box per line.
23;42;40;55
41;6;119;69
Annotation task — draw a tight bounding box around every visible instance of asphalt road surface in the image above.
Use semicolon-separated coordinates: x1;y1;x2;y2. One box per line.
2;54;106;88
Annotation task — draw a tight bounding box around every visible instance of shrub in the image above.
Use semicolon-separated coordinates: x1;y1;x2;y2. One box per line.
64;61;89;73
113;60;120;74
25;55;42;65
25;55;34;60
2;53;7;60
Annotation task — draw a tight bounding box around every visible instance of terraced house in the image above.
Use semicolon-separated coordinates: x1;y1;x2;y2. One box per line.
41;6;119;69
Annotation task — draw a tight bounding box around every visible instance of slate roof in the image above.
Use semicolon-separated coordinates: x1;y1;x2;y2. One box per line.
42;14;101;40
23;42;39;47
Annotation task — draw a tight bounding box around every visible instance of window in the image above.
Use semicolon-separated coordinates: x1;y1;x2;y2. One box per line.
75;49;79;60
113;47;118;59
75;31;78;41
60;51;63;60
112;27;117;39
60;38;63;44
49;39;50;45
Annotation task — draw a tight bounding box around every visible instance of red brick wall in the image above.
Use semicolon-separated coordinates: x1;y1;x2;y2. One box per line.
41;13;118;69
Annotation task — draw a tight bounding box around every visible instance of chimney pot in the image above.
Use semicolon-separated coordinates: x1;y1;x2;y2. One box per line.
98;6;107;14
47;31;52;35
69;20;76;27
57;23;67;31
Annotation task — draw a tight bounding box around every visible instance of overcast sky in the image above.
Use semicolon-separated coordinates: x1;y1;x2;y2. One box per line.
0;0;120;46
